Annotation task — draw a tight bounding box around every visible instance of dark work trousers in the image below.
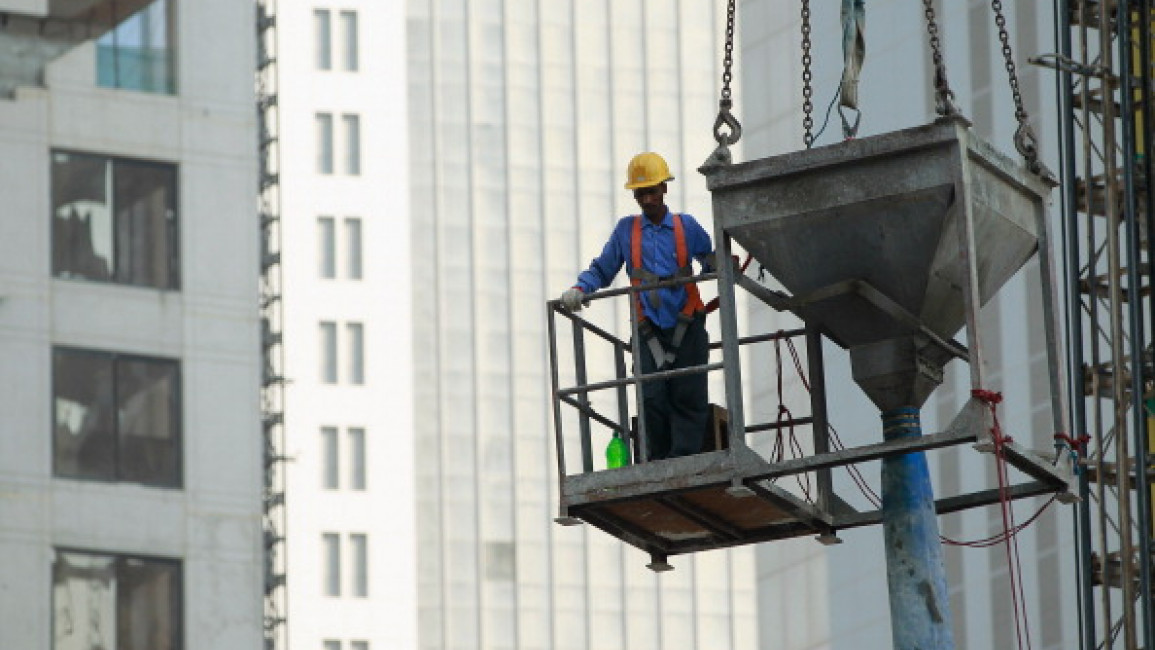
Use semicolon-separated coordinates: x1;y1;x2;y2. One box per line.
637;314;710;460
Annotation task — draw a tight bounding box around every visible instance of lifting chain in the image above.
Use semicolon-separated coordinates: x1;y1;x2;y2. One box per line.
922;0;959;117
712;0;742;146
801;0;814;147
991;0;1047;177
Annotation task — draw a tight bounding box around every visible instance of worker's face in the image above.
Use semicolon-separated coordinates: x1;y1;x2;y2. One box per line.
634;183;667;219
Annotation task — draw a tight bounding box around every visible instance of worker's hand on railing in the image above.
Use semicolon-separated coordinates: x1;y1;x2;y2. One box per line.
560;287;585;312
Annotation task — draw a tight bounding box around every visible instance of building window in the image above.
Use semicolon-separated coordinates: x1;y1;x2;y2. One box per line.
351;642;369;650
322;427;365;490
350;534;368;597
53;549;181;650
314;9;332;70
318;217;336;279
320;322;338;384
347;322;364;384
348;427;366;490
316;113;334;174
52;151;179;290
96;0;175;94
323;642;341;650
342;114;361;175
344;218;363;279
340;10;359;71
53;348;181;488
323;533;341;597
321;426;339;489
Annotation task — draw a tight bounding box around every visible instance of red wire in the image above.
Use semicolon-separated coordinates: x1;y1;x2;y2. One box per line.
784;336;1051;649
973;389;1032;650
774;335;813;502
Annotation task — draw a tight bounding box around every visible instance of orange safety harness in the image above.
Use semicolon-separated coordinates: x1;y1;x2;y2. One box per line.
627;213;706;368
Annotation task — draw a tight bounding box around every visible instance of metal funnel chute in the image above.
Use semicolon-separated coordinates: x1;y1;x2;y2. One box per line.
703;117;1053;410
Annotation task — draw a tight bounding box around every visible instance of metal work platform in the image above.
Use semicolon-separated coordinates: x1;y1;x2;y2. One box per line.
548;117;1077;570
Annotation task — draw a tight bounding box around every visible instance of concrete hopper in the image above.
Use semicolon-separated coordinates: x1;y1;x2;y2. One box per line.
703;117;1053;410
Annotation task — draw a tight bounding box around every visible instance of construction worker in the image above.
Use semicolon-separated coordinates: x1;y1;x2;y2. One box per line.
559;152;715;461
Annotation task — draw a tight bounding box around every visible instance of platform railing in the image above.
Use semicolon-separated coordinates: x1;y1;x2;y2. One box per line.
545;271;824;484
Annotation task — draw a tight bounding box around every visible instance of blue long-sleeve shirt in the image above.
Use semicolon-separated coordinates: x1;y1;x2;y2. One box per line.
575;210;714;329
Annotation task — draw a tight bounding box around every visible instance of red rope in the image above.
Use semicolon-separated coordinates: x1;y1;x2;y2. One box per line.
774;335;812;502
972;388;1032;650
703;254;753;314
1053;432;1090;456
782;339;1054;631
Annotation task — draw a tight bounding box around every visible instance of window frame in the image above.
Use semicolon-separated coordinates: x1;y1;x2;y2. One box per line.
52;547;183;650
321;426;339;489
339;10;359;71
348;426;366;491
96;0;177;94
342;114;361;176
315;8;333;70
322;533;341;597
316;113;335;174
51;149;181;291
350;533;368;598
52;346;183;488
320;321;338;384
344;217;362;280
347;322;364;385
318;216;336;279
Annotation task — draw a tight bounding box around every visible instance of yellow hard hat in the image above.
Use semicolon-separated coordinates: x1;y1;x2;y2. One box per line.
624;152;674;190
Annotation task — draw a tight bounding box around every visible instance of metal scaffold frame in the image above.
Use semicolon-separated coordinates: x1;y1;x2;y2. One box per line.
1055;0;1155;647
256;0;288;648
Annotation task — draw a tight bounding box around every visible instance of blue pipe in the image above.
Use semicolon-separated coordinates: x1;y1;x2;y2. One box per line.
881;407;955;649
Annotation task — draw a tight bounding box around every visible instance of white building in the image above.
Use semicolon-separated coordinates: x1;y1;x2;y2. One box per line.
740;2;1080;648
277;2;417;650
0;1;264;649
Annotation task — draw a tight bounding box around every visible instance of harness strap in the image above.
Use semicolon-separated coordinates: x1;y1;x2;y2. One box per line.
639;321;677;369
630;216;650;316
629;213;705;369
630;214;705;319
670;313;695;350
672;215;705;317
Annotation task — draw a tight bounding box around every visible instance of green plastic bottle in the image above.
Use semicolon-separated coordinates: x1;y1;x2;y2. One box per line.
606;432;629;469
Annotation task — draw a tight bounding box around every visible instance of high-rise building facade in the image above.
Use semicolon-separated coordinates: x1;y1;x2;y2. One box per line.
739;2;1081;648
405;3;758;649
0;1;264;649
277;2;418;650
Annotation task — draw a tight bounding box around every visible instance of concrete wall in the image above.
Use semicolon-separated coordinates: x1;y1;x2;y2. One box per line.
0;0;263;648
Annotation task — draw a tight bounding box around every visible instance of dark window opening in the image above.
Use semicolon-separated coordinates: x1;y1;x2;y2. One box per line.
52;151;179;290
53;348;181;488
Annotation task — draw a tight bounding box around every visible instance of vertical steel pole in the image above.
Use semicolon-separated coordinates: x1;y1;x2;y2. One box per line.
715;231;747;451
880;407;955;650
614;345;632;464
1100;4;1139;645
806;327;832;514
1120;4;1155;644
1138;3;1155;645
1054;0;1097;644
1034;177;1072;460
547;307;570;482
573;323;594;473
629;290;650;462
954;125;992;449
